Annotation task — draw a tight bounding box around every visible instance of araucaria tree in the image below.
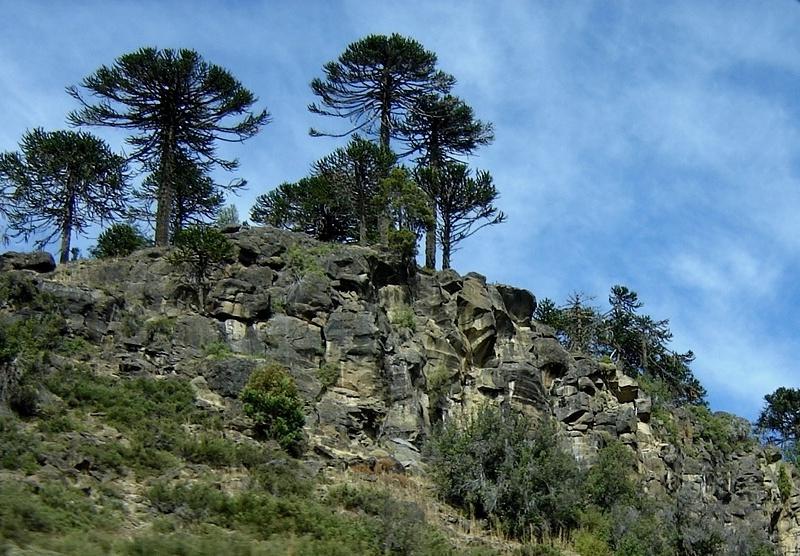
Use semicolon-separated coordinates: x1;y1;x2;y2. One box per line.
400;94;494;268
309;33;454;150
420;162;505;269
757;387;800;458
0;128;128;263
68;47;269;246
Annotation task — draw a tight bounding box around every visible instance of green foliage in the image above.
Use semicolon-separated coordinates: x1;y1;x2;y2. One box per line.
389;304;416;332
516;545;565;556
309;33;454;148
573;529;612;556
203;340;233;360
0;415;41;472
251;176;357;242
427;404;582;540
90;223;150;258
426;365;453;406
585;440;638;509
215;203;240;228
0;480;117;544
417;162;505;269
168;224;233;307
687;405;750;456
757;386;800;457
0;128;129;263
317;362;341;390
535;286;706;406
284;243;332;277
69;47;269;246
45;367;212;473
240;363;306;453
779;464;793;503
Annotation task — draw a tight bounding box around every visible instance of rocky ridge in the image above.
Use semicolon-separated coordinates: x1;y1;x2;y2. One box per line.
3;226;800;554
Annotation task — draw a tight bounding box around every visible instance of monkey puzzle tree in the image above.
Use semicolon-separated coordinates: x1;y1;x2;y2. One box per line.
313;135;394;244
400;93;494;268
0;128;128;263
757;387;800;456
418;162;505;269
309;33;455;151
134;152;237;235
68;47;269;246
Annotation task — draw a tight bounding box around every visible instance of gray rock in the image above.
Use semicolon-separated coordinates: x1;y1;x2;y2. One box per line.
0;251;56;273
494;284;536;324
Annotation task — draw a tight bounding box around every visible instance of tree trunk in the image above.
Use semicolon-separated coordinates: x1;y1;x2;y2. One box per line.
154;132;175;246
442;219;452;269
359;215;367;246
425;201;437;269
59;185;75;264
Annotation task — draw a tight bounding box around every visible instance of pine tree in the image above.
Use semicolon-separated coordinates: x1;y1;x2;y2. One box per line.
400;94;494;268
0;128;128;263
309;33;454;150
68;47;269;246
419;162;505;269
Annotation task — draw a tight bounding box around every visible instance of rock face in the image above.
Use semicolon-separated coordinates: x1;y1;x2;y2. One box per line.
3;227;799;554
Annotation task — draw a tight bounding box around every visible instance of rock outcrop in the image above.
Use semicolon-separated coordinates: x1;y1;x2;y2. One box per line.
3;226;799;554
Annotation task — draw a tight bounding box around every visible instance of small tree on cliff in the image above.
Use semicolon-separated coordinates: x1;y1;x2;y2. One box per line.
400;93;494;268
0;128;128;263
68;47;269;246
418;162;505;269
757;387;800;458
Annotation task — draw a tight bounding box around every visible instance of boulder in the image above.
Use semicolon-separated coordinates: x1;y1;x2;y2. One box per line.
494;284;536;324
0;251;56;273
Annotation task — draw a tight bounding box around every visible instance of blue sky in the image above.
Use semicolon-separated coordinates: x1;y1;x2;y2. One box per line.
1;1;799;419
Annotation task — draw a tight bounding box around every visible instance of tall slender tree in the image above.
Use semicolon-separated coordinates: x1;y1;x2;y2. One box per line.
68;47;269;246
419;162;505;269
400;94;494;268
0;128;128;263
309;34;454;151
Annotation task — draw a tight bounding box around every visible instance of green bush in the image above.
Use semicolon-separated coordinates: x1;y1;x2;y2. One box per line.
90;223;150;258
573;529;612;556
779;464;792;503
427;404;583;540
389;304;416;332
585;440;639;509
317;361;340;390
241;363;305;454
203;340;233;359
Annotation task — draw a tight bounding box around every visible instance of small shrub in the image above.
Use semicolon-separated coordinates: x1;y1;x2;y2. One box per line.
427;404;583;540
285;244;333;278
517;545;565;556
573;529;612;556
585;440;639;509
779;464;792;503
90;223;150;258
143;316;175;341
241;363;305;454
389;304;416;332
317;362;340;390
203;340;232;360
168;224;233;308
0;415;41;472
426;364;452;405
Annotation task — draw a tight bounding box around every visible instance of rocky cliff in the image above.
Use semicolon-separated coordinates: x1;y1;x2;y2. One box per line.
2;226;799;554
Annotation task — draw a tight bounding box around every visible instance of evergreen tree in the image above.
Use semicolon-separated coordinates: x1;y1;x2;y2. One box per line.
313;135;394;244
0;128;128;263
400;94;494;268
68;47;269;246
756;387;800;454
250;176;356;242
309;34;454;150
134;152;240;236
419;162;505;269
